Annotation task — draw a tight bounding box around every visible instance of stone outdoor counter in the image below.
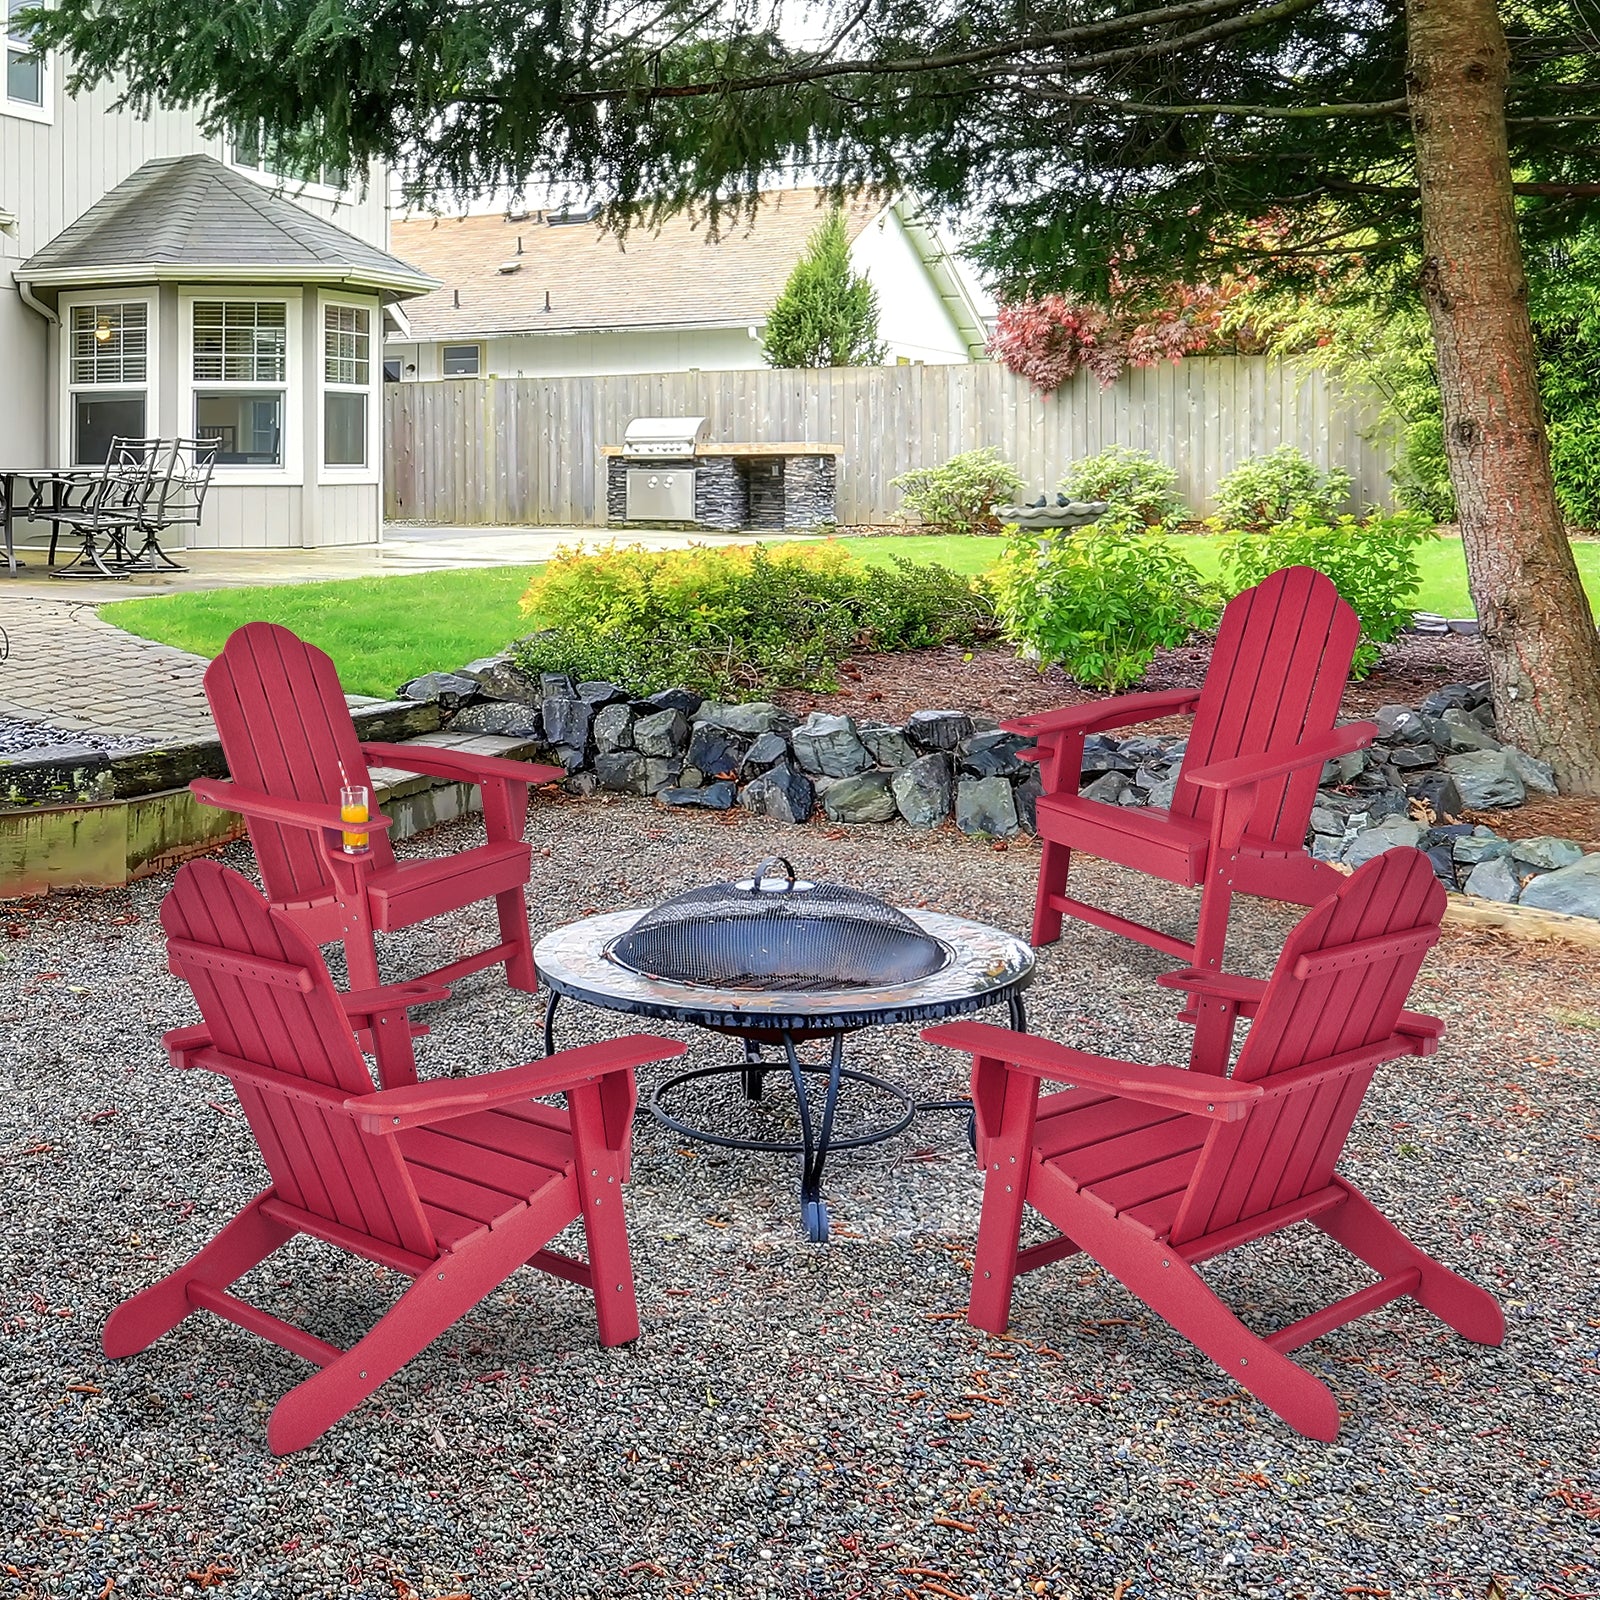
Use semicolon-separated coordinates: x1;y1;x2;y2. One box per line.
604;443;842;533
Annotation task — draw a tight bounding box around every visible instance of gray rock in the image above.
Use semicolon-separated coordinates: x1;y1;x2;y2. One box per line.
676;766;704;790
633;708;689;759
1424;845;1458;886
1505;747;1558;798
593;702;636;754
542;695;593;751
1321;749;1368;785
892;753;953;829
696;701;794;737
540;673;578;700
1509;835;1585;872
760;760;815;824
859;723;917;770
1080;746;1138;775
564;771;599;796
1405;772;1465;819
594;752;649;794
550;744;588;774
1376;705;1430;743
646;687;703;718
1311;832;1348;862
1343;817;1425;869
448;701;543;737
1518;852;1600;917
1441;750;1526;809
907;710;975;752
792;712;872;778
822;771;898;824
658;781;737;810
1452;830;1510;867
958;731;1028;779
1079;771;1131;805
1144;770;1178;811
1420;683;1483;715
464;659;543;703
740;731;791;777
1309;806;1345;838
641;758;680;794
1014;769;1043;833
956;775;1019;837
400;671;479;709
1463;854;1522;904
577;680;629;708
686;724;750;782
1387;745;1437;771
1439;710;1502;753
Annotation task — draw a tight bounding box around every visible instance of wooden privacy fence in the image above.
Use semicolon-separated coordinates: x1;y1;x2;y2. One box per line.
382;357;1393;528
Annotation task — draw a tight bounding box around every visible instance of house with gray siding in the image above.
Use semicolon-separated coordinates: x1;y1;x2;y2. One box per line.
2;68;433;549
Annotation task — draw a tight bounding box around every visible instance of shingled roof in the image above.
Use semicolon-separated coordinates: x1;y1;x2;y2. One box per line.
18;154;436;298
390;190;889;340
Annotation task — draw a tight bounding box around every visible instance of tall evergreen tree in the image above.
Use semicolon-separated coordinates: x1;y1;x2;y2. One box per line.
761;209;885;368
26;0;1600;786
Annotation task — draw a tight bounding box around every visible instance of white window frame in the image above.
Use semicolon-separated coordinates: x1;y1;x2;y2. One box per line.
318;294;380;484
3;0;53;125
179;289;302;487
57;291;158;465
226;120;348;202
440;342;483;378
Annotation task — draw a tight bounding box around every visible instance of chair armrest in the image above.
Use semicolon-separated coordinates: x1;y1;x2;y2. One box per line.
1156;969;1268;1011
922;1020;1258;1121
340;981;452;1023
1003;689;1203;742
190;778;395;836
350;1035;688;1132
1397;1009;1445;1052
163;1023;212;1068
361;742;563;789
1184;722;1376;793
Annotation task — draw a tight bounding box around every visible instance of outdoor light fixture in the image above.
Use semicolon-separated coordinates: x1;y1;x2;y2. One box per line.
94;317;113;342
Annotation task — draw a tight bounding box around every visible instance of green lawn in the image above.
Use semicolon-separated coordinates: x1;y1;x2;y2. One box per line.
102;531;1600;699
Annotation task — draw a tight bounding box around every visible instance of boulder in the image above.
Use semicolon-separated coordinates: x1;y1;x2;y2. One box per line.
577;680;630;709
1013;769;1044;833
1517;853;1600;918
1143;770;1178;811
686;724;750;782
956;775;1019;837
594;752;649;794
541;694;593;751
1387;746;1437;771
676;767;704;790
1463;854;1521;904
1079;771;1131;806
466;659;542;703
1309;805;1346;838
1424;845;1458;886
1080;745;1138;775
646;687;704;719
658;780;737;810
593;703;636;754
1343;817;1425;869
1441;750;1526;810
1439;710;1501;753
1452;830;1510;867
740;731;791;777
449;701;543;738
907;709;975;752
1509;835;1585;872
1119;735;1170;766
1419;683;1483;716
696;701;794;737
540;673;578;700
633;708;689;759
761;761;815;825
859;723;917;769
565;771;599;797
1321;749;1368;785
792;712;872;778
958;731;1028;779
1505;747;1558;798
1404;772;1465;819
1375;705;1430;743
822;771;898;824
400;671;478;709
892;752;953;829
550;744;588;774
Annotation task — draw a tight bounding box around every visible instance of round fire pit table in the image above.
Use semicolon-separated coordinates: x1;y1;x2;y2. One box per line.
534;907;1034;1242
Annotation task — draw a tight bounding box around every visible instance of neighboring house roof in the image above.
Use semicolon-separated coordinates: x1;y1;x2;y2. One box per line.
389;190;896;341
16;154;437;299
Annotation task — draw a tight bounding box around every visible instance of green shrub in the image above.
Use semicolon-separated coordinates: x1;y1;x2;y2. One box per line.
1214;446;1352;530
892;448;1025;536
513;540;994;698
992;526;1217;691
1058;445;1187;535
1216;507;1435;674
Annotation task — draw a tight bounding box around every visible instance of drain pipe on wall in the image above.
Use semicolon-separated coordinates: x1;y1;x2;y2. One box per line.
14;278;58;325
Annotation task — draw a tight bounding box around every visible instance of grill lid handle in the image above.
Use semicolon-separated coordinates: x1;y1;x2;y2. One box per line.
747;855;798;893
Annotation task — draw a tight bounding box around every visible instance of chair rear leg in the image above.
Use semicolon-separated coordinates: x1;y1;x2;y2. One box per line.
1191;858;1237;973
969;1162;1031;1336
567;1079;640;1347
1056;1191;1342;1440
1315;1183;1505;1347
1032;839;1070;947
497;886;538;993
104;1194;293;1359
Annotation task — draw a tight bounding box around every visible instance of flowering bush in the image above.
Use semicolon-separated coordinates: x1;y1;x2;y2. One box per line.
892;448;1026;535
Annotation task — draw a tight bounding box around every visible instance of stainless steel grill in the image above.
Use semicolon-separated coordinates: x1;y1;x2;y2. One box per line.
621;417;710;458
621;417;707;520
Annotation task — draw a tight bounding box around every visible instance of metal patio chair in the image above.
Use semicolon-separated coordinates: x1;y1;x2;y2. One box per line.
122;437;218;571
45;440;159;578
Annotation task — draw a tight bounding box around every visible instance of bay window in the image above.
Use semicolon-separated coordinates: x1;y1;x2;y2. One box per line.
192;301;287;466
67;301;149;463
322;303;371;468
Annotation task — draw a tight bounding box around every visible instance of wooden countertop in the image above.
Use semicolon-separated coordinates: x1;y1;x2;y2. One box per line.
602;443;843;457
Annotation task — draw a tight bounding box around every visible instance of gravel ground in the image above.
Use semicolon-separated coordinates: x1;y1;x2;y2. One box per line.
0;716;152;756
1;796;1597;1600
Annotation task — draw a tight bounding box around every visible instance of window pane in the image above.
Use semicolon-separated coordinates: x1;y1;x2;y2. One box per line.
193;302;286;383
6;45;41;105
69;303;147;386
74;393;146;465
442;344;480;377
324;392;367;467
323;304;370;385
231;119;261;169
195;391;284;465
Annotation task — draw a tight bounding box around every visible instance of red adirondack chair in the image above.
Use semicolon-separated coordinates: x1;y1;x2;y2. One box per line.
192;621;562;1086
924;849;1504;1439
1007;566;1377;974
106;859;686;1454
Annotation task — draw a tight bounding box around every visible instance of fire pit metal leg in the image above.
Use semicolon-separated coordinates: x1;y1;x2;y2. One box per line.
740;1039;766;1102
542;990;561;1058
782;1032;845;1244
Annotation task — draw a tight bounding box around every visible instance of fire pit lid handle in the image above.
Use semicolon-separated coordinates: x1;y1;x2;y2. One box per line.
748;855;798;893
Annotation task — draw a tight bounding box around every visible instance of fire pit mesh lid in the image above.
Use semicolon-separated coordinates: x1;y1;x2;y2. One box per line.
608;857;948;991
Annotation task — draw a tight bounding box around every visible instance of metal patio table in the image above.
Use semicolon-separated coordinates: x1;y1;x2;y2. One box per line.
534;907;1034;1242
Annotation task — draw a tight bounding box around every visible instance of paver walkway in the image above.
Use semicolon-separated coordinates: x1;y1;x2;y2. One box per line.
0;597;214;740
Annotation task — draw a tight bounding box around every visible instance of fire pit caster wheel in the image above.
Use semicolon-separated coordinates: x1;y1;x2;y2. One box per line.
801;1196;830;1244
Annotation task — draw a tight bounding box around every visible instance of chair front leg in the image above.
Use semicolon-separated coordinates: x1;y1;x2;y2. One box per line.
566;1075;641;1347
968;1056;1041;1335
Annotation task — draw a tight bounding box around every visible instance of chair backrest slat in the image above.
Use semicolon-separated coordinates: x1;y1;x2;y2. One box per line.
1168;850;1445;1246
1171;567;1360;846
205;622;392;908
163;861;433;1256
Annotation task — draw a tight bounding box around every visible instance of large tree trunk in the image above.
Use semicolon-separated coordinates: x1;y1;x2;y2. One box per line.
1407;0;1600;795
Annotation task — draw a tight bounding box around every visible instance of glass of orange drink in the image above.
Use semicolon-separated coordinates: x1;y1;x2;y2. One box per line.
339;784;370;853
